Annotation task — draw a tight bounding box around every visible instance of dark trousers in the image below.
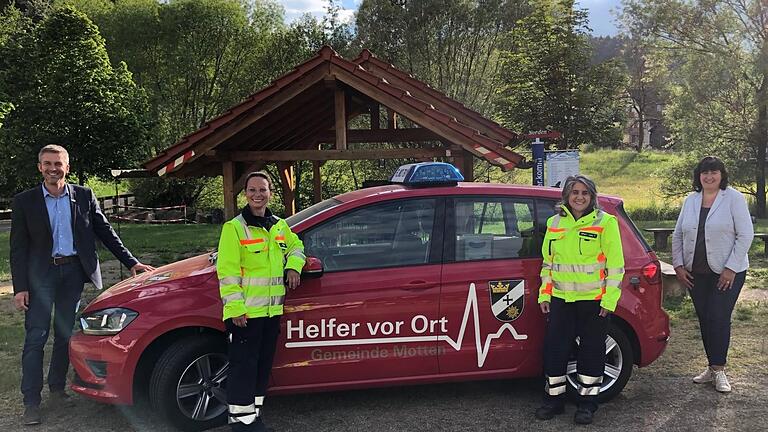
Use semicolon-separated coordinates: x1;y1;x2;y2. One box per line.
689;271;745;366
21;262;85;407
226;316;280;411
543;297;607;411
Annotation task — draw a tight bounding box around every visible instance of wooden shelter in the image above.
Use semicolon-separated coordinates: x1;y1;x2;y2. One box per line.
143;46;525;219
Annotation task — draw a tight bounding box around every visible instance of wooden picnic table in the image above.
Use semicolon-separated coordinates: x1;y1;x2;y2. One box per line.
644;228;768;256
644;227;674;251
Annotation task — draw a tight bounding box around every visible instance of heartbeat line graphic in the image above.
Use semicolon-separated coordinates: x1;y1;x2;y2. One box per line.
285;283;528;368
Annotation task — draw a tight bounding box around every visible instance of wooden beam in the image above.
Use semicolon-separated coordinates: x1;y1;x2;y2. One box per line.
458;149;474;182
387;108;398;129
370;104;380;130
234;161;266;194
335;88;347;150
157;66;329;171
222;161;236;220
316;128;442;143
214;148;450;162
312;161;322;203
277;162;296;216
328;63;521;169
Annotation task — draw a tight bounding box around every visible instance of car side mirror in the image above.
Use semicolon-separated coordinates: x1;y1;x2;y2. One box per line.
302;256;324;279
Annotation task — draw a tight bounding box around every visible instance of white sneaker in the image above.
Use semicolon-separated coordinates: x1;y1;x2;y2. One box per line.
692;367;713;384
713;369;731;393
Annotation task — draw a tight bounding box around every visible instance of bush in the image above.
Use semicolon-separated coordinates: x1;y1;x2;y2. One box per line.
626;201;681;221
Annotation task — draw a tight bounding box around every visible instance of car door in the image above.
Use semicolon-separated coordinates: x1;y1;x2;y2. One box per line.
271;197;444;386
438;195;544;374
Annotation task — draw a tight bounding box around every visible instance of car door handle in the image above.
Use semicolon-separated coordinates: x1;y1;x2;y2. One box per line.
401;280;438;290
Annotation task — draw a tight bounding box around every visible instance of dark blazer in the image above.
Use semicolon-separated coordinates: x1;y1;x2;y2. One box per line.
10;183;139;294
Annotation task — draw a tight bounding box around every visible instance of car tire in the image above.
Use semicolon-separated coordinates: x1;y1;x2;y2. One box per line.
566;323;634;403
149;334;229;432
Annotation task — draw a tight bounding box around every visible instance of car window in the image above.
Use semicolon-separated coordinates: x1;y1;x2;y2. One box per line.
453;197;536;261
302;198;437;272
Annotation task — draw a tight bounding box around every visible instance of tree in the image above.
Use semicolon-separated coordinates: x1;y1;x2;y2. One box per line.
495;0;627;149
356;0;529;117
622;0;768;216
0;5;149;193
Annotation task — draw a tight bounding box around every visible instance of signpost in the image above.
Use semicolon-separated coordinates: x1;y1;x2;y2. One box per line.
522;131;562;186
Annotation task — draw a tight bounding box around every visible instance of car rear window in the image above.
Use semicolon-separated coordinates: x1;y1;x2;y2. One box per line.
286;198;342;228
614;202;653;253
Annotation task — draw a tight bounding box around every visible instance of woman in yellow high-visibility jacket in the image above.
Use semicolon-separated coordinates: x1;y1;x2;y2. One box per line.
216;171;305;432
535;175;624;425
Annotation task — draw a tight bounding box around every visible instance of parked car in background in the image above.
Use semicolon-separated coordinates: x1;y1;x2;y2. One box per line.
70;163;669;431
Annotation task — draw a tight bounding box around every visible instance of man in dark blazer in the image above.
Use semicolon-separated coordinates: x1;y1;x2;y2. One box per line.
11;144;154;425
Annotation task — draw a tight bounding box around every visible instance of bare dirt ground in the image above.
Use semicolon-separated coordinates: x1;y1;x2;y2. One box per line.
0;261;765;432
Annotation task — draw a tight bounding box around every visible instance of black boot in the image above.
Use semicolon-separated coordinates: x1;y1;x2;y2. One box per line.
535;404;565;420
252;417;275;432
574;408;594;425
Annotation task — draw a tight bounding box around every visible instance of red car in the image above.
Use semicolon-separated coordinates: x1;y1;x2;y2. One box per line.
70;163;669;431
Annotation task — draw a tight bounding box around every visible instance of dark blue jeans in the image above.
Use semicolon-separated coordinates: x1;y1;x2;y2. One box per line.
689;271;745;366
21;261;86;407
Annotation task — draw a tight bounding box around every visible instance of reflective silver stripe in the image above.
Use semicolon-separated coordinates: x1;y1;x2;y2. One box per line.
592;210;604;226
577;374;603;385
242;276;284;287
545;383;567;396
244;295;285;308
604;279;622;288
222;292;244;305
606;267;624;275
219;276;242;286
244;297;271;307
234;215;252;240
229;403;257;424
254;396;264;406
551;262;605;273
553;280;601;292
547;375;567;385
550;214;561;229
288;250;306;260
577;385;601;396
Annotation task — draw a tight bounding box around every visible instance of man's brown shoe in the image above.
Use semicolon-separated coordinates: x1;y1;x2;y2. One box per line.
49;390;76;408
23;405;41;426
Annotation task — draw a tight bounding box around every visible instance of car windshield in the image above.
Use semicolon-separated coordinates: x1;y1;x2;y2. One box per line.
286;198;343;228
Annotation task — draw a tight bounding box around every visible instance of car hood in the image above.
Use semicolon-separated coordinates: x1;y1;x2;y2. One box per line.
93;252;217;302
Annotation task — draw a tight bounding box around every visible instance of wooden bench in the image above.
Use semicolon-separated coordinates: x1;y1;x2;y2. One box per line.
754;233;768;256
644;228;674;251
645;228;768;256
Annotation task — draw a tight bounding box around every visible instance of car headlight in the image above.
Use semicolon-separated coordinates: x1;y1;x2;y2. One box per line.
79;308;138;335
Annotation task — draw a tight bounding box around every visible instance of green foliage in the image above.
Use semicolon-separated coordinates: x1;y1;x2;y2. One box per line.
129;176;222;210
495;0;627;148
622;0;767;216
0;5;150;194
356;0;529;116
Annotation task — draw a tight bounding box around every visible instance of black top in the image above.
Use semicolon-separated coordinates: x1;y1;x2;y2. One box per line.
241;205;277;231
692;206;713;274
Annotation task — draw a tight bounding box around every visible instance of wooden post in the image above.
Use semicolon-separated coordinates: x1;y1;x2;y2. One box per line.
312;161;322;203
454;149;474;182
370;104;380;130
278;162;296;216
222;161;236;220
335;88;347;150
387;108;398;129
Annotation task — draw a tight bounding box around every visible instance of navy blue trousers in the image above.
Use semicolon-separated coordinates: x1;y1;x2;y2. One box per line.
225;316;280;407
689;271;745;366
542;297;607;411
21;261;85;407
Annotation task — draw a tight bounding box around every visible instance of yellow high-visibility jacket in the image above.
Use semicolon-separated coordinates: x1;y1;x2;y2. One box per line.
217;214;305;320
538;206;625;312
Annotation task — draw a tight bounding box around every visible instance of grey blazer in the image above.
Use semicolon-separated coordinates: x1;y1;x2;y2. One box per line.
671;186;753;274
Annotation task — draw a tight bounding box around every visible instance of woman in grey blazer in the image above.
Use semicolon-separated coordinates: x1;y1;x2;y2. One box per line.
671;156;753;393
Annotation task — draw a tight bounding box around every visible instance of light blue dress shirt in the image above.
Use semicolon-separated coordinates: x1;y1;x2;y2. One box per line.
42;183;77;257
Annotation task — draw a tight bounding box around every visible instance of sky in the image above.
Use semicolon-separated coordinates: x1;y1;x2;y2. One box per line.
278;0;622;37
